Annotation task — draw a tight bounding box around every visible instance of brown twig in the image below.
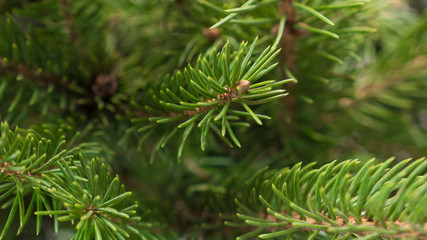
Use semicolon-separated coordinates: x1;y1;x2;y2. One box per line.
0;161;42;179
0;56;122;116
260;211;427;239
180;79;250;116
0;57;66;91
59;0;79;43
276;0;310;73
274;0;310;133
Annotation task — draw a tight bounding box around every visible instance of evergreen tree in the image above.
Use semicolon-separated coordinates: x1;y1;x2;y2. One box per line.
0;0;426;239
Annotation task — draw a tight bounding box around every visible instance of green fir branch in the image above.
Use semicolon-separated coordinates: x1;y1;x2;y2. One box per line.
0;121;141;239
134;38;293;159
229;158;427;239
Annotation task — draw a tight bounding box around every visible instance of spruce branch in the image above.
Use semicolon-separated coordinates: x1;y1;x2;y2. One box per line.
35;157;140;240
0;121;81;238
0;2;124;120
0;58;77;120
0;121;141;239
134;38;293;159
210;0;375;72
208;0;379;145
227;158;427;239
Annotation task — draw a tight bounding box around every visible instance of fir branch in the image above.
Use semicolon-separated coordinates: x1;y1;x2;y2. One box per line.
0;121;140;239
170;79;251;117
35;157;140;240
134;39;292;158
229;158;427;240
0;121;78;238
208;0;377;141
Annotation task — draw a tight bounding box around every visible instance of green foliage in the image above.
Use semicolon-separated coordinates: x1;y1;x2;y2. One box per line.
0;0;426;239
134;38;293;159
336;12;427;155
229;158;427;239
35;157;140;240
0;122;140;239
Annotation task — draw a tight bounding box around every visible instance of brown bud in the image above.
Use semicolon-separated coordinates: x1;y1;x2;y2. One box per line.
92;73;118;98
202;28;221;42
236;80;250;95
